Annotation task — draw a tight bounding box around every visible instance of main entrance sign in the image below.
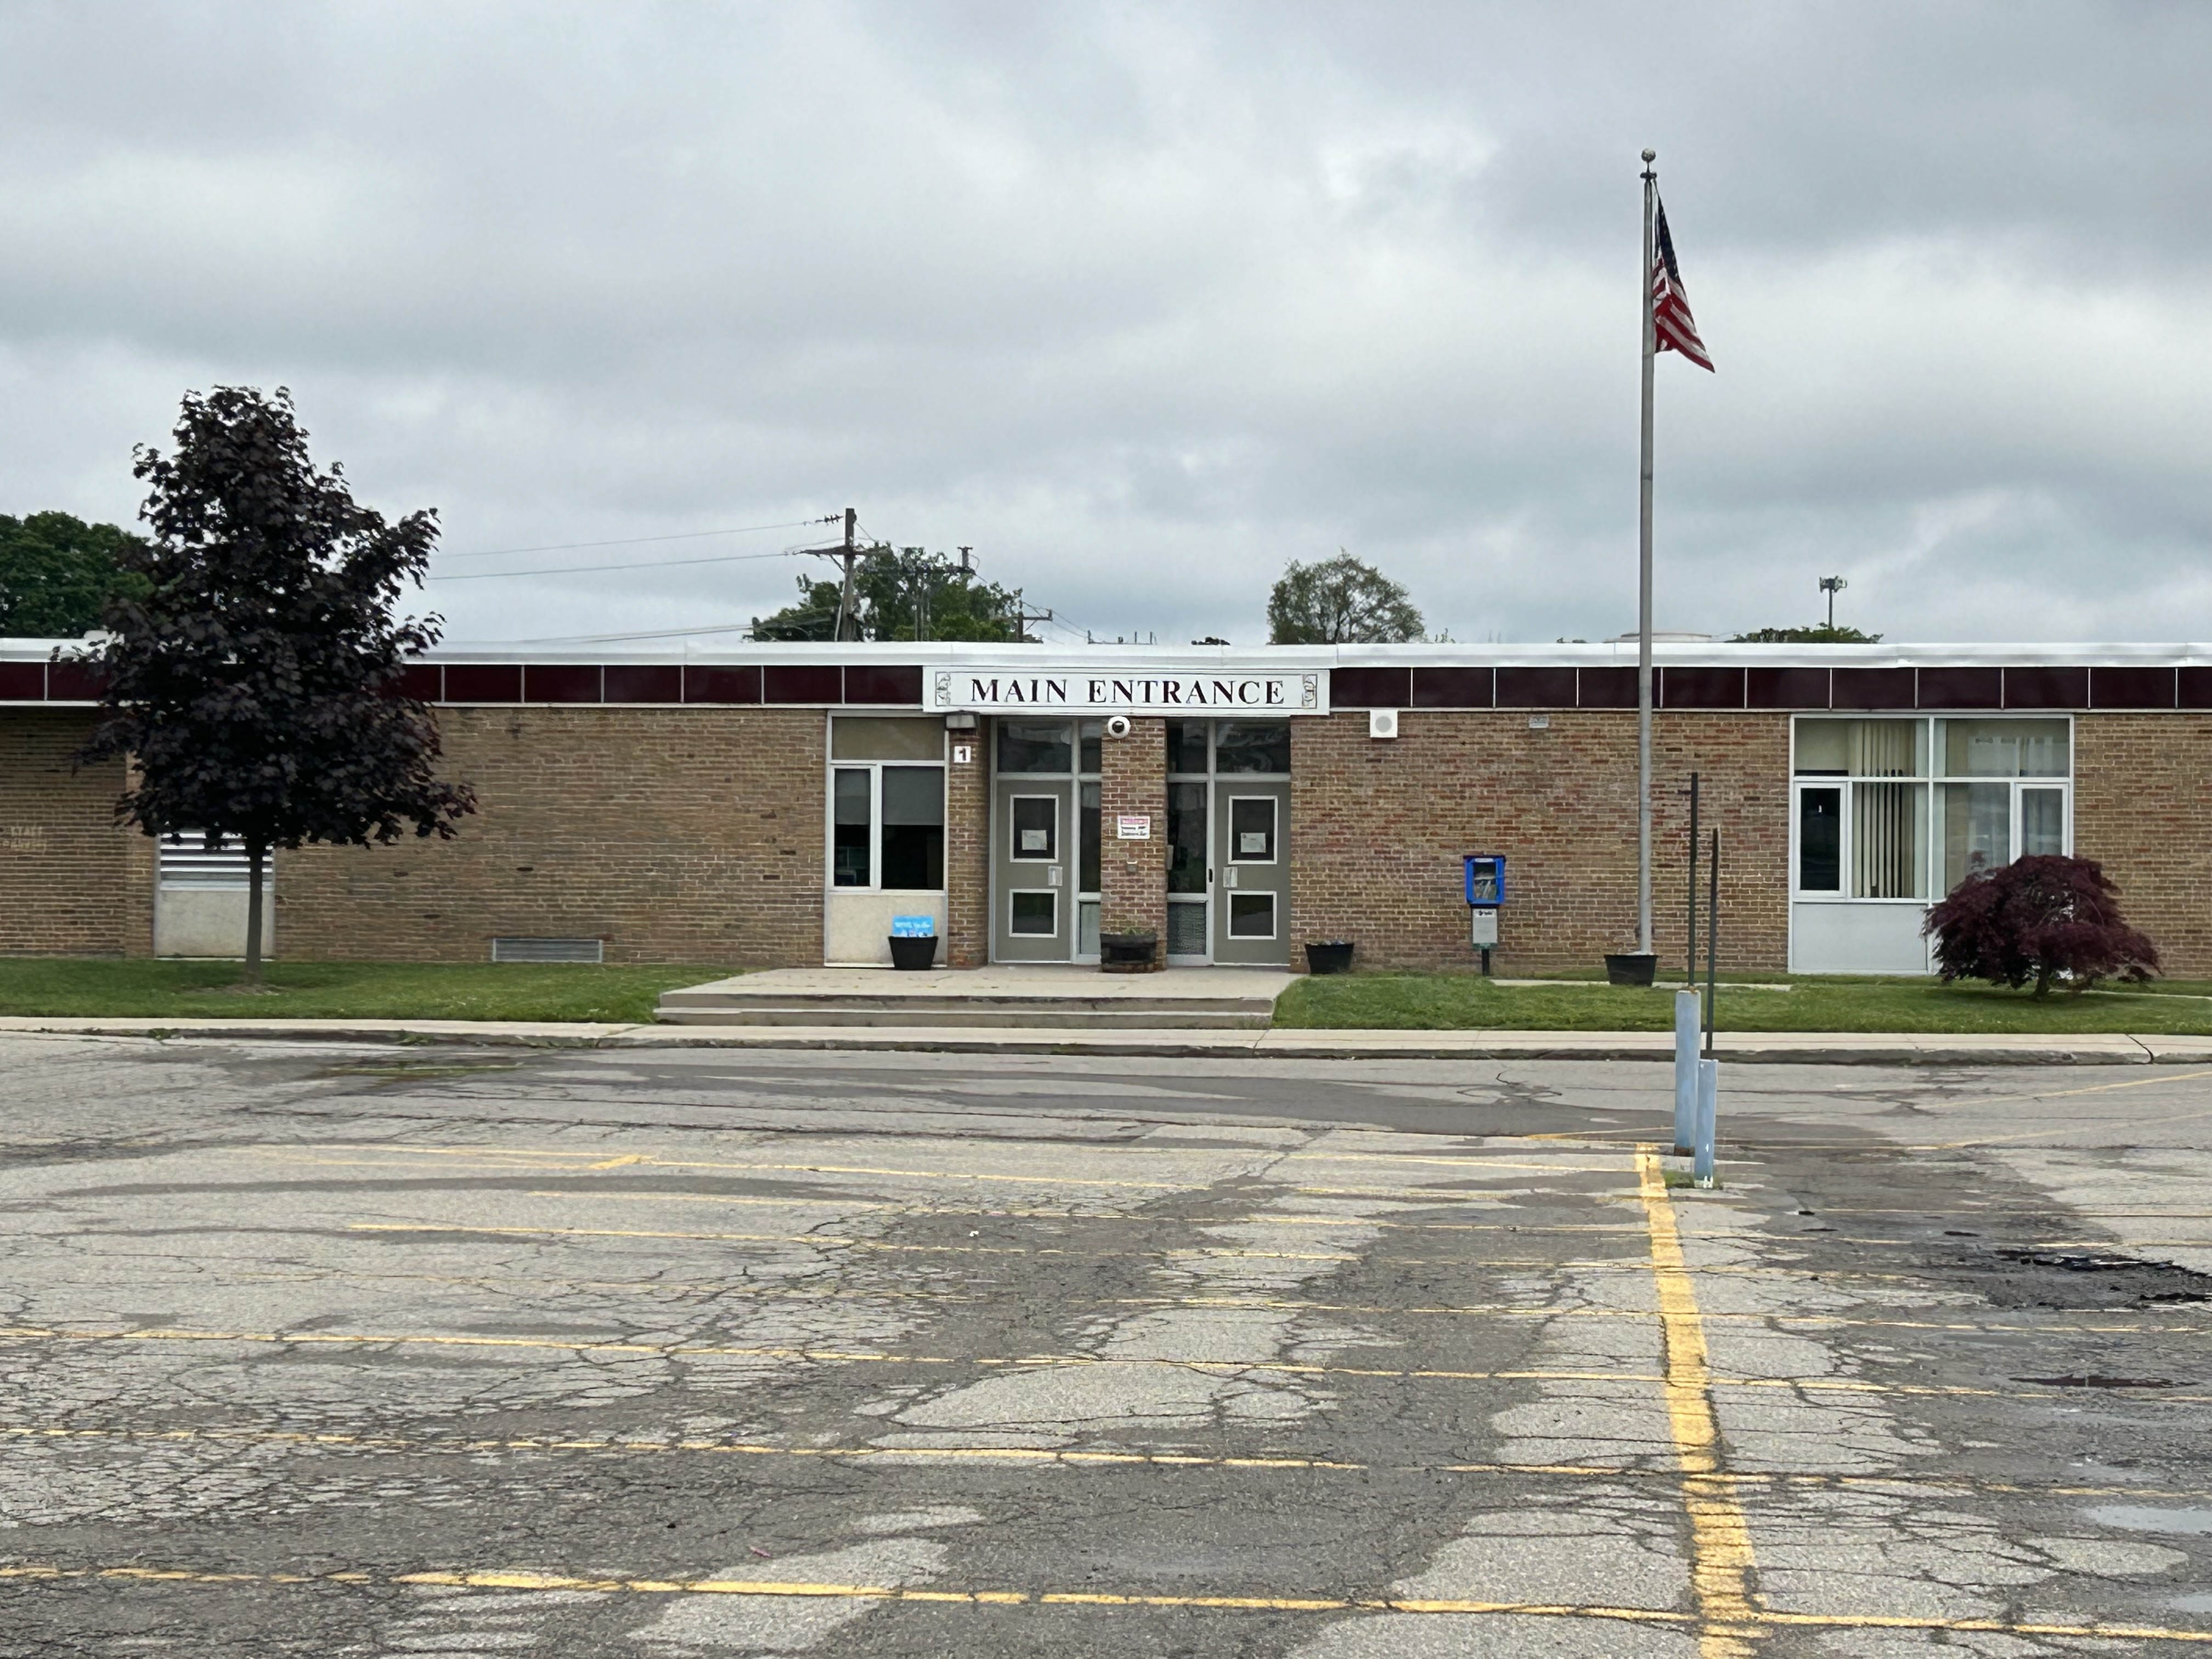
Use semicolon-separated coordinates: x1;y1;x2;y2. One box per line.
932;668;1325;716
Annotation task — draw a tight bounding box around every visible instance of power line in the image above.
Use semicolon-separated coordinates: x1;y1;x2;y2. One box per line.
426;547;815;583
433;517;836;562
518;620;768;645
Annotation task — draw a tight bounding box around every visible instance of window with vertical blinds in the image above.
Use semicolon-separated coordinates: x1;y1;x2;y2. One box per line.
1795;717;2071;901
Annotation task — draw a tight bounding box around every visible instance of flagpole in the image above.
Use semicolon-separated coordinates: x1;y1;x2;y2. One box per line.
1637;148;1657;959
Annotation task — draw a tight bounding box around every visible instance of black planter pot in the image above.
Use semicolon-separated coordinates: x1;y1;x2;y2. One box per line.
1604;951;1658;987
888;934;939;971
1305;940;1356;976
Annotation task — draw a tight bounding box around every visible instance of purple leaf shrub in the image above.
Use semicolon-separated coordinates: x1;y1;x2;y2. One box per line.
1923;854;2158;997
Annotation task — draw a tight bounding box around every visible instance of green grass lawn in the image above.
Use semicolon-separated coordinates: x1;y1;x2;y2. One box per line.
0;959;732;1023
1274;971;2212;1035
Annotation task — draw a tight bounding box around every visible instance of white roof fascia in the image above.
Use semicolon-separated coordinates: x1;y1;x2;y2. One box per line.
9;638;2212;669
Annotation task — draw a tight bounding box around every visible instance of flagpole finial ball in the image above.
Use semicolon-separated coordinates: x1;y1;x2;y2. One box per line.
1641;148;1656;162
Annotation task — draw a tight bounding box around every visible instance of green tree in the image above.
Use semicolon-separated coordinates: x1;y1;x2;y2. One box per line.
0;510;150;636
1729;624;1883;644
74;386;476;984
749;547;1024;642
1267;552;1424;644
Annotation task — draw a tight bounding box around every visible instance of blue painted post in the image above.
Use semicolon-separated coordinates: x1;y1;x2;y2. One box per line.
1673;989;1700;1156
1694;1058;1719;1187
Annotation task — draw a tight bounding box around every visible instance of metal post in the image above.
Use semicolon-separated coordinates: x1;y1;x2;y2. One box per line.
1673;988;1700;1156
1703;827;1720;1057
1636;149;1658;958
1686;771;1700;987
1694;1058;1718;1187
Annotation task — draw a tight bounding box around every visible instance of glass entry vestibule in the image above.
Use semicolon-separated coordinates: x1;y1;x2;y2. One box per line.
989;716;1291;967
1789;715;2072;973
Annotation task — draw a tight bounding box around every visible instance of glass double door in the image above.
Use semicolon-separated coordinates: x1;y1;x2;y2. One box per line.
1166;778;1290;966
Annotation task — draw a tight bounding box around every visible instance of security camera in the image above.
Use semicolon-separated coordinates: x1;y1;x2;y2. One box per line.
1104;714;1132;739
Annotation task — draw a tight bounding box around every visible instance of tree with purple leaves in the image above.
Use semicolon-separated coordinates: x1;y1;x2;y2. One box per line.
74;386;475;985
1923;854;2158;998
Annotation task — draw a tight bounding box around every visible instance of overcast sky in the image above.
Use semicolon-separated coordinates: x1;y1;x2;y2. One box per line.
1;2;2205;648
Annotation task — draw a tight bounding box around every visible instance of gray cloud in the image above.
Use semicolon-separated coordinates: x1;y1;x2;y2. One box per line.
0;0;2204;648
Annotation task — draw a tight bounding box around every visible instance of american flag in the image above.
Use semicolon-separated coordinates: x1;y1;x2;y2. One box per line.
1651;199;1713;371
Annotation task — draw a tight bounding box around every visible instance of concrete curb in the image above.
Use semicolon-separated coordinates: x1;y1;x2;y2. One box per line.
4;1016;2212;1065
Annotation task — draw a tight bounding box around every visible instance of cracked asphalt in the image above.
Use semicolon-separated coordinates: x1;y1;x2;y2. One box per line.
2;1035;2210;1656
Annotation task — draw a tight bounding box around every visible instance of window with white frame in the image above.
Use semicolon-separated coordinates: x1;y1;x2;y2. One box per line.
829;718;945;891
1934;718;2070;890
1792;716;2070;900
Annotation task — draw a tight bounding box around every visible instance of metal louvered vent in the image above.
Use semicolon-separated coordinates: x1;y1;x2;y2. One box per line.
159;835;250;889
491;936;605;964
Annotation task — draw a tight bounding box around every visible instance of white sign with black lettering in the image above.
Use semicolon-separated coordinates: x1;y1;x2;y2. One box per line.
932;667;1325;716
1115;815;1152;840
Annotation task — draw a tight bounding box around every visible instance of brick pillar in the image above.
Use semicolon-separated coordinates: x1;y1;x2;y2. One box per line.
1099;716;1167;968
944;723;989;968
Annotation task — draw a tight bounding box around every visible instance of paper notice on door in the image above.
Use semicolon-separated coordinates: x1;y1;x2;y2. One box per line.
1020;829;1048;852
1048;865;1064;886
1239;832;1268;855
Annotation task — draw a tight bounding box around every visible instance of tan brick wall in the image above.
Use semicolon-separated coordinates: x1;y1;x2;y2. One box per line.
944;725;989;968
14;699;2207;978
2073;713;2212;977
1101;717;1167;963
0;710;153;956
278;707;825;964
1289;709;1788;974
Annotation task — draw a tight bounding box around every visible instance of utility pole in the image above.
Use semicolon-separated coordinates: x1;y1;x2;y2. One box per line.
793;509;865;641
909;549;935;644
832;507;859;642
1011;589;1054;644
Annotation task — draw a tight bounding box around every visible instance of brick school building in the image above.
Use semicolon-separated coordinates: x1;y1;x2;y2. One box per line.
2;640;2205;976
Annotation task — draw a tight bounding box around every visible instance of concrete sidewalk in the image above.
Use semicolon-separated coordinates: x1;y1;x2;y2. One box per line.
4;1014;2211;1065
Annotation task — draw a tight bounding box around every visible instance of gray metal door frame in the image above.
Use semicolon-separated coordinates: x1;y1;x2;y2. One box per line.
1213;781;1290;966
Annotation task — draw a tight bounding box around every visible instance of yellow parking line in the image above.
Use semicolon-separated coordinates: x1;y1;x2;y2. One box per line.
517;1189;1649;1234
171;1269;2211;1338
7;1422;2204;1503
1637;1149;1760;1659
251;1151;1592;1206
5;1322;2203;1405
343;1218;1649;1266
330;1218;2035;1282
267;1143;1626;1185
308;1140;1630;1173
4;1561;2210;1644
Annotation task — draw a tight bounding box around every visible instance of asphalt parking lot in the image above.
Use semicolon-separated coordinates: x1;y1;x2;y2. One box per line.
3;1036;2210;1657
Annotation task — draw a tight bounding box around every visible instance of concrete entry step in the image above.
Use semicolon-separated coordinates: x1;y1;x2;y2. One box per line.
654;964;1294;1030
658;1006;1271;1029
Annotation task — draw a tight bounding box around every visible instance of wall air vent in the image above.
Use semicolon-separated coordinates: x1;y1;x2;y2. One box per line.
490;936;604;964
